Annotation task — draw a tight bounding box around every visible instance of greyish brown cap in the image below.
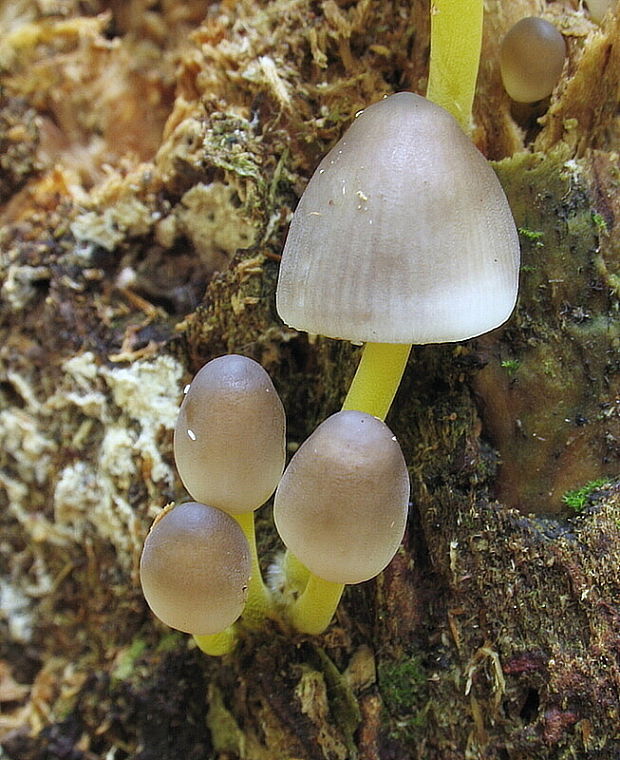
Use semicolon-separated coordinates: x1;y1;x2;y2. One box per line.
273;410;410;584
174;355;286;514
139;502;251;635
276;92;520;344
500;18;566;103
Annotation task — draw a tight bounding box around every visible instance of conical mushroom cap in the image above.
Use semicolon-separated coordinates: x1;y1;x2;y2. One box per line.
276;92;520;344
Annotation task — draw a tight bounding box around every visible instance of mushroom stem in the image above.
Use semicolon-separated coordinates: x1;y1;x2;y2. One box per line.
426;0;484;130
282;549;311;593
233;511;273;627
342;342;412;421
193;627;238;656
288;571;345;636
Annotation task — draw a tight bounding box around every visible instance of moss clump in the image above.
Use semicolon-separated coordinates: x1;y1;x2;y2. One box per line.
562;478;611;512
378;656;428;743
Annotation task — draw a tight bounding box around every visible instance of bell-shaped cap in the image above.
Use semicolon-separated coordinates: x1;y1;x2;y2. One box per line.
140;502;251;635
174;355;286;514
273;410;410;584
500;18;566;103
276;92;520;344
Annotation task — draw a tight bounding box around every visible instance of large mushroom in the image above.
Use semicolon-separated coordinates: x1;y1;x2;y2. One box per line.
276;91;519;349
274;90;519;632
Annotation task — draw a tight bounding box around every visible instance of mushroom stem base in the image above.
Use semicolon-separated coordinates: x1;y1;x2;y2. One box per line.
342;342;411;422
193;626;238;656
289;569;344;635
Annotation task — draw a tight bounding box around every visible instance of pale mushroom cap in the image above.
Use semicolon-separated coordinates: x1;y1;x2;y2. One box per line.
139;502;251;635
500;18;566;103
276;92;520;344
174;355;286;514
273;410;410;584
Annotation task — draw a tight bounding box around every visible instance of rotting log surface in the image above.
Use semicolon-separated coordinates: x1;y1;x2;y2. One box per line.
0;1;619;759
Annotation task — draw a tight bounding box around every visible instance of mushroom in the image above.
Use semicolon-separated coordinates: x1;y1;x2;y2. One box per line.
274;83;518;632
274;410;410;634
172;354;286;650
500;18;566;104
277;92;519;345
276;91;520;421
140;501;251;636
174;354;285;514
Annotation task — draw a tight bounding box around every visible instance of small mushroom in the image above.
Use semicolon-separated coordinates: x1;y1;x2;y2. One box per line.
276;92;520;346
140;501;251;635
174;354;286;514
273;410;410;633
500;18;566;104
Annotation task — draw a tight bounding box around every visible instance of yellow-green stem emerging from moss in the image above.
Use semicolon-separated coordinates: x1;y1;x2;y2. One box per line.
193;511;273;656
286;0;484;637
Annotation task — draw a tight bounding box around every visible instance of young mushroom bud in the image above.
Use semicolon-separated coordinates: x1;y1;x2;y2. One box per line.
174;355;286;514
140;502;251;635
274;410;410;585
276;92;519;345
500;18;566;103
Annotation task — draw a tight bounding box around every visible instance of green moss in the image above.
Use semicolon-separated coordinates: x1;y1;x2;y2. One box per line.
592;212;608;232
518;227;545;244
500;359;520;376
112;638;147;682
378;657;428;743
562;478;611;512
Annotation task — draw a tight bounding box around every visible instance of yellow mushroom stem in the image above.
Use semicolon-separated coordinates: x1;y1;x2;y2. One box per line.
233;511;273;626
342;343;412;420
289;575;344;636
286;0;484;636
194;627;238;656
426;0;484;131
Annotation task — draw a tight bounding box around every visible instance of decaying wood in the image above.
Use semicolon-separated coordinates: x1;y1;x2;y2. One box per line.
0;1;619;758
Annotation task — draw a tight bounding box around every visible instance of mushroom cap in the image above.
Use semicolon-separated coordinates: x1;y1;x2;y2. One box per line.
273;410;410;584
276;92;520;345
500;18;566;103
139;501;251;635
174;354;286;514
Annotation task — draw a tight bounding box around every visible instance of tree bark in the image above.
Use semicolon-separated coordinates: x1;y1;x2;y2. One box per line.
1;1;619;759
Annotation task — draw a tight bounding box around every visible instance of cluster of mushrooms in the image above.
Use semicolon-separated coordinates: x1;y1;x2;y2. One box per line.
138;0;620;653
140;89;521;654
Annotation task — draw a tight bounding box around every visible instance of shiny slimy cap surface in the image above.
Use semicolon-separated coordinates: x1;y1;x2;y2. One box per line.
140;501;251;635
276;92;520;344
274;410;410;584
500;17;566;103
174;355;286;514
